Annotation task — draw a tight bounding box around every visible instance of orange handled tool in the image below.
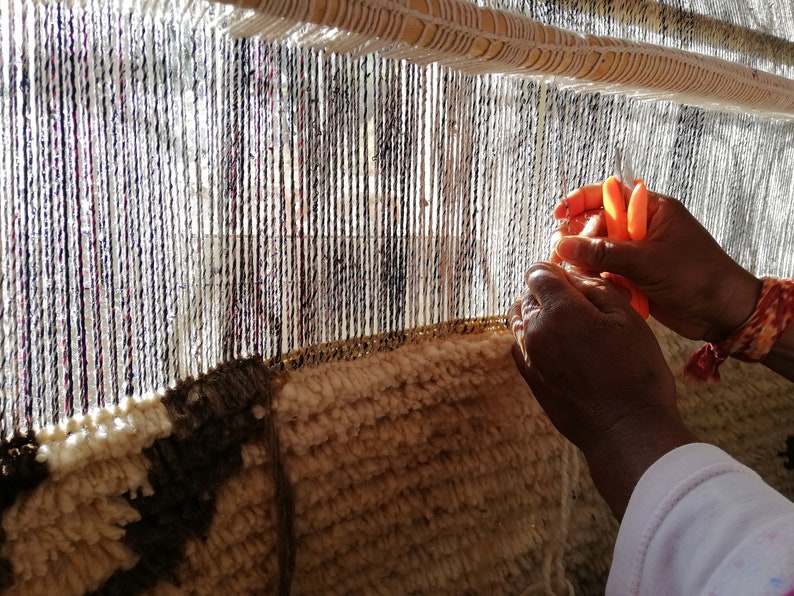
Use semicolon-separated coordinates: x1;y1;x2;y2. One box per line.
602;150;650;319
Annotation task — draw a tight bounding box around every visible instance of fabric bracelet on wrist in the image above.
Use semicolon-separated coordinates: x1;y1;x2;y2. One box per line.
683;277;794;383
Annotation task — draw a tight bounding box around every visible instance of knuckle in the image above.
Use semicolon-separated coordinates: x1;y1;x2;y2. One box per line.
590;238;609;265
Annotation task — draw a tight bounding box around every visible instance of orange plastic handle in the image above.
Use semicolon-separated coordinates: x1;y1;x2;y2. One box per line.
627;180;648;241
602;177;650;319
627;181;649;319
602;176;629;241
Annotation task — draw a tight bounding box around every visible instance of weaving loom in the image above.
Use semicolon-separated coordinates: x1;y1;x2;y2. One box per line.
1;0;794;593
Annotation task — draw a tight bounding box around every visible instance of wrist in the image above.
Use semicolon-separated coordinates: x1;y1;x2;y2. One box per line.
582;405;698;520
704;270;761;343
759;282;794;382
685;277;794;383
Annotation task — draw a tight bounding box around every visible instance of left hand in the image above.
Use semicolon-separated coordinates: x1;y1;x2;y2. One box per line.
509;262;697;518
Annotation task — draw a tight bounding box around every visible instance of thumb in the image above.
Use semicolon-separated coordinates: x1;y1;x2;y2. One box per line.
555;236;641;278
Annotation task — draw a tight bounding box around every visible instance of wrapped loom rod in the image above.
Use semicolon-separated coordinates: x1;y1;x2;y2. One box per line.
217;0;794;118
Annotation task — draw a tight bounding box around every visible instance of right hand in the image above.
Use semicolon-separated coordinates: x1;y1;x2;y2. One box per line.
551;185;761;343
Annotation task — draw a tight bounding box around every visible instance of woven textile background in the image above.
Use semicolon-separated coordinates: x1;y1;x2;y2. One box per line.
2;0;794;426
1;324;793;594
1;0;794;593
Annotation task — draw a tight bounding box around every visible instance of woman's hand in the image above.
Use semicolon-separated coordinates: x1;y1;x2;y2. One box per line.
550;186;761;344
510;262;697;518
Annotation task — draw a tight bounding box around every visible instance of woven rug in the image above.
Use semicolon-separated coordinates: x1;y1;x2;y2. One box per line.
1;322;792;595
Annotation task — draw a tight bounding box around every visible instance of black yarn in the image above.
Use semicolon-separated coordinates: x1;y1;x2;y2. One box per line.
0;431;49;590
0;432;49;510
91;358;295;596
780;436;794;470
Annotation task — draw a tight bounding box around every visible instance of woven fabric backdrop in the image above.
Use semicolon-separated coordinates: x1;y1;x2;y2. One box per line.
1;0;793;593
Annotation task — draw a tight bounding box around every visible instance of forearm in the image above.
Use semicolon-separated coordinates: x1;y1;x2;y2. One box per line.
583;406;699;520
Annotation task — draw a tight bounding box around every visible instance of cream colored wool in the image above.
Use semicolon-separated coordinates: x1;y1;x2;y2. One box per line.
1;324;792;594
165;464;280;594
34;395;173;478
0;392;172;594
279;334;568;594
205;325;790;594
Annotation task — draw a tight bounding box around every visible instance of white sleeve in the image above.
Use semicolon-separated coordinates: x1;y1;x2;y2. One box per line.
606;443;794;596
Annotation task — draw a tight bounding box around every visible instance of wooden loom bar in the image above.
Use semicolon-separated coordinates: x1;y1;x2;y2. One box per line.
214;0;794;118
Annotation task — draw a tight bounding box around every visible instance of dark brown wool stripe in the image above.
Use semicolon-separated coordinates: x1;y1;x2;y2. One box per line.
782;436;794;470
91;358;296;595
0;431;50;590
266;376;297;596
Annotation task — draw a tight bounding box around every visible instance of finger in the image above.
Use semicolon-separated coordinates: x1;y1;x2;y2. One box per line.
569;270;635;314
524;262;594;312
511;342;543;389
521;288;540;322
508;299;527;360
565;262;604;278
508;299;523;336
551;212;606;264
600;273;634;302
645;190;664;220
566;266;609;286
566;267;623;298
550;228;571;260
550;211;599;242
555;235;646;281
553;184;604;219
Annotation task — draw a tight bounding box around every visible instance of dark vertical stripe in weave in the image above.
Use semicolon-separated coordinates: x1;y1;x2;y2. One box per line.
91;358;295;595
669;105;705;204
781;436;794;471
0;432;49;590
268;379;296;596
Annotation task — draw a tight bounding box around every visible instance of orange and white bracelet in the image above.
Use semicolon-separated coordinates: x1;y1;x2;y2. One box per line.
684;277;794;383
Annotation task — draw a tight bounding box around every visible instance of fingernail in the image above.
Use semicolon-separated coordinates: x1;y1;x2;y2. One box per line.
524;264;547;287
556;236;580;260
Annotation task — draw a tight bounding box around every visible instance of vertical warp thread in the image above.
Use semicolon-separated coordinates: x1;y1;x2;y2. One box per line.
80;2;106;411
1;0;794;435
